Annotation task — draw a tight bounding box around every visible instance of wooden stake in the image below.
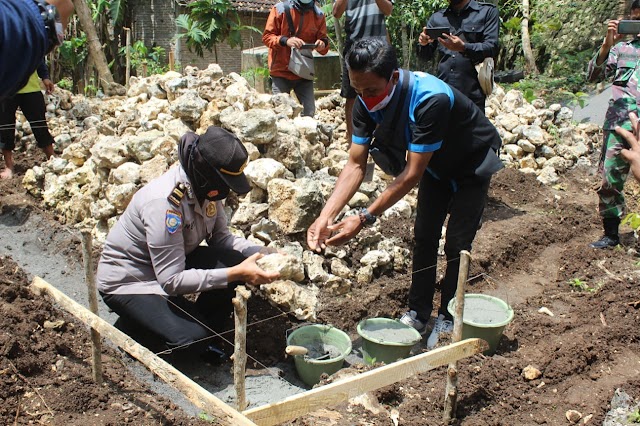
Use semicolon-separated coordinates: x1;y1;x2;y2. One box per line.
232;285;251;411
244;338;487;426
142;63;148;78
81;230;102;385
169;49;175;71
124;28;131;88
30;277;258;426
443;250;471;423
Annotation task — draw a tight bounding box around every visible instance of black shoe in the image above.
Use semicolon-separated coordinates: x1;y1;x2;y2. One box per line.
200;344;228;365
589;235;620;249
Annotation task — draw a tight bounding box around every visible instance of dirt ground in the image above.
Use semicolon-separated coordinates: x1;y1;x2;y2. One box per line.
1;146;639;425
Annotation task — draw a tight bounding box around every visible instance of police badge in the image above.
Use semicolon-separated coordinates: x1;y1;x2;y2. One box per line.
165;210;182;234
206;202;217;217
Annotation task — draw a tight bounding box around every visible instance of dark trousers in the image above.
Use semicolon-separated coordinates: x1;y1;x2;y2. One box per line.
410;173;491;321
0;91;54;150
101;247;246;352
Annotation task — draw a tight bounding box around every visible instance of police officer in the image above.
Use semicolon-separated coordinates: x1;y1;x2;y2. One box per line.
97;126;279;361
417;0;499;111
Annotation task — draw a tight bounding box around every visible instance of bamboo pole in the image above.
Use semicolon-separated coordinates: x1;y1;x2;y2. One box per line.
232;285;251;411
124;28;131;88
30;277;258;426
244;338;487;426
169;49;175;72
80;230;102;385
443;250;471;423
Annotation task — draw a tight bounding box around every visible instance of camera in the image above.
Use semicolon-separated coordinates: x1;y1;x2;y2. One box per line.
33;0;63;53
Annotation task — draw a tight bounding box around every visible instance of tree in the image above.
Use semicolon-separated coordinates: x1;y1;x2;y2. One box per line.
521;0;539;75
175;0;258;60
72;0;124;94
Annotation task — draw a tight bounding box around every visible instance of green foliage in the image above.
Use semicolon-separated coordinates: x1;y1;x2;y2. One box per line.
568;278;602;293
175;0;260;57
91;0;126;26
241;66;270;89
59;34;89;69
523;88;536;103
628;409;640;423
622;213;640;231
56;77;73;91
197;412;217;423
119;41;168;76
84;77;99;97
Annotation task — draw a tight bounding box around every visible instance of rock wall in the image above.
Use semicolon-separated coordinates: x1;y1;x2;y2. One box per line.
16;65;601;319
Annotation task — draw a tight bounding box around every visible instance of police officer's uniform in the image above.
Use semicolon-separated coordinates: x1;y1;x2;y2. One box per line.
97;154;261;351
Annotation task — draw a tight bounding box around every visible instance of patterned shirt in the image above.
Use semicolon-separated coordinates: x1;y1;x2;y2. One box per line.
343;0;389;46
587;38;640;130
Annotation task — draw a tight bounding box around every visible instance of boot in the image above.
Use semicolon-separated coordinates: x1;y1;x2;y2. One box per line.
589;217;620;249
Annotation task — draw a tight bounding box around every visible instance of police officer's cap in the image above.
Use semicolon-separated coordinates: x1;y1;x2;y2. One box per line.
196;126;251;195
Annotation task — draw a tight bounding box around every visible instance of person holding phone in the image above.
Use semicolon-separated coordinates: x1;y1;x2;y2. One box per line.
586;0;640;249
263;0;330;117
417;0;499;111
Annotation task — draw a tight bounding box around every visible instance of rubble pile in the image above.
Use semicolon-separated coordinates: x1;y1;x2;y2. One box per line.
13;65;600;317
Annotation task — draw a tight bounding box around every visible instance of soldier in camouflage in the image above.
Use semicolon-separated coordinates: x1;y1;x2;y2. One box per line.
586;0;640;248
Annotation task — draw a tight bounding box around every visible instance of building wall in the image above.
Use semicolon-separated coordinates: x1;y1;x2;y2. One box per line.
129;0;268;75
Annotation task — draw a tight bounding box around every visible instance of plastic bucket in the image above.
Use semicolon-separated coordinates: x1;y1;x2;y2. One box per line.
447;294;514;355
286;324;352;386
357;318;422;365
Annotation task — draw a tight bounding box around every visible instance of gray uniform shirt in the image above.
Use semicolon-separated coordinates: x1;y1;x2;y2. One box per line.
96;165;261;296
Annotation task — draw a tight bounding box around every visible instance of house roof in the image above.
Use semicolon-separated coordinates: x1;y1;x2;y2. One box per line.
231;0;277;14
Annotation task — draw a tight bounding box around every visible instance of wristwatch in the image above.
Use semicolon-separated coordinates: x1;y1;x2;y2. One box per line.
33;0;63;54
358;208;377;227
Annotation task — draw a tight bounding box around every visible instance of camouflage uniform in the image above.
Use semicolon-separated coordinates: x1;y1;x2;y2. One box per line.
587;38;640;221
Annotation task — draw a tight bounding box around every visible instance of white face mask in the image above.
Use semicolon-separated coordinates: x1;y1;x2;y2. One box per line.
300;0;313;3
364;84;396;112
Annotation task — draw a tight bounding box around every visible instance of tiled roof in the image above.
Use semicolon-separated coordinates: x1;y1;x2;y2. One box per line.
231;0;277;13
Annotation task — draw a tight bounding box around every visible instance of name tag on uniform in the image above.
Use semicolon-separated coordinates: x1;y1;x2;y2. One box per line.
166;210;182;234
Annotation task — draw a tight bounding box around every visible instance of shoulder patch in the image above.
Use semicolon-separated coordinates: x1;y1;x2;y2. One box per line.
167;183;186;208
166;210;182;234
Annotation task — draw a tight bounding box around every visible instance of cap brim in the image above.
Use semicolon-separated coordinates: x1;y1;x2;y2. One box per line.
214;169;251;195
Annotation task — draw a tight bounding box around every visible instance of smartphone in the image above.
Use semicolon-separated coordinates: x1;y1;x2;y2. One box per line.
300;43;317;49
617;20;640;34
426;27;450;40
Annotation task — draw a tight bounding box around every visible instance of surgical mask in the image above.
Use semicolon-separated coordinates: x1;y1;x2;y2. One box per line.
361;83;396;112
300;0;313;3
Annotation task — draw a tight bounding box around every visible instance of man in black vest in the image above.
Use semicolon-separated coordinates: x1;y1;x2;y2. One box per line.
417;0;499;111
307;38;502;349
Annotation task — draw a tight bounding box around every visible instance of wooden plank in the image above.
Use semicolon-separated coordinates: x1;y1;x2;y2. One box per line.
30;277;258;426
244;338;488;426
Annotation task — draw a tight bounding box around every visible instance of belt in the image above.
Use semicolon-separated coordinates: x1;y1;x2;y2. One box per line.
32;0;63;54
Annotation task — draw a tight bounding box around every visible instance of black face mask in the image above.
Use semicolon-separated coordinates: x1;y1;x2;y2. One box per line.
191;168;230;202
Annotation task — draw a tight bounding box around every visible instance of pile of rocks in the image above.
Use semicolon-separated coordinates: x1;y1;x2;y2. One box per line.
15;65;600;318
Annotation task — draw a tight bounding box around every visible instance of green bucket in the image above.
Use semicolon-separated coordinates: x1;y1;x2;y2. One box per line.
286;325;352;387
357;318;422;366
447;293;514;355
